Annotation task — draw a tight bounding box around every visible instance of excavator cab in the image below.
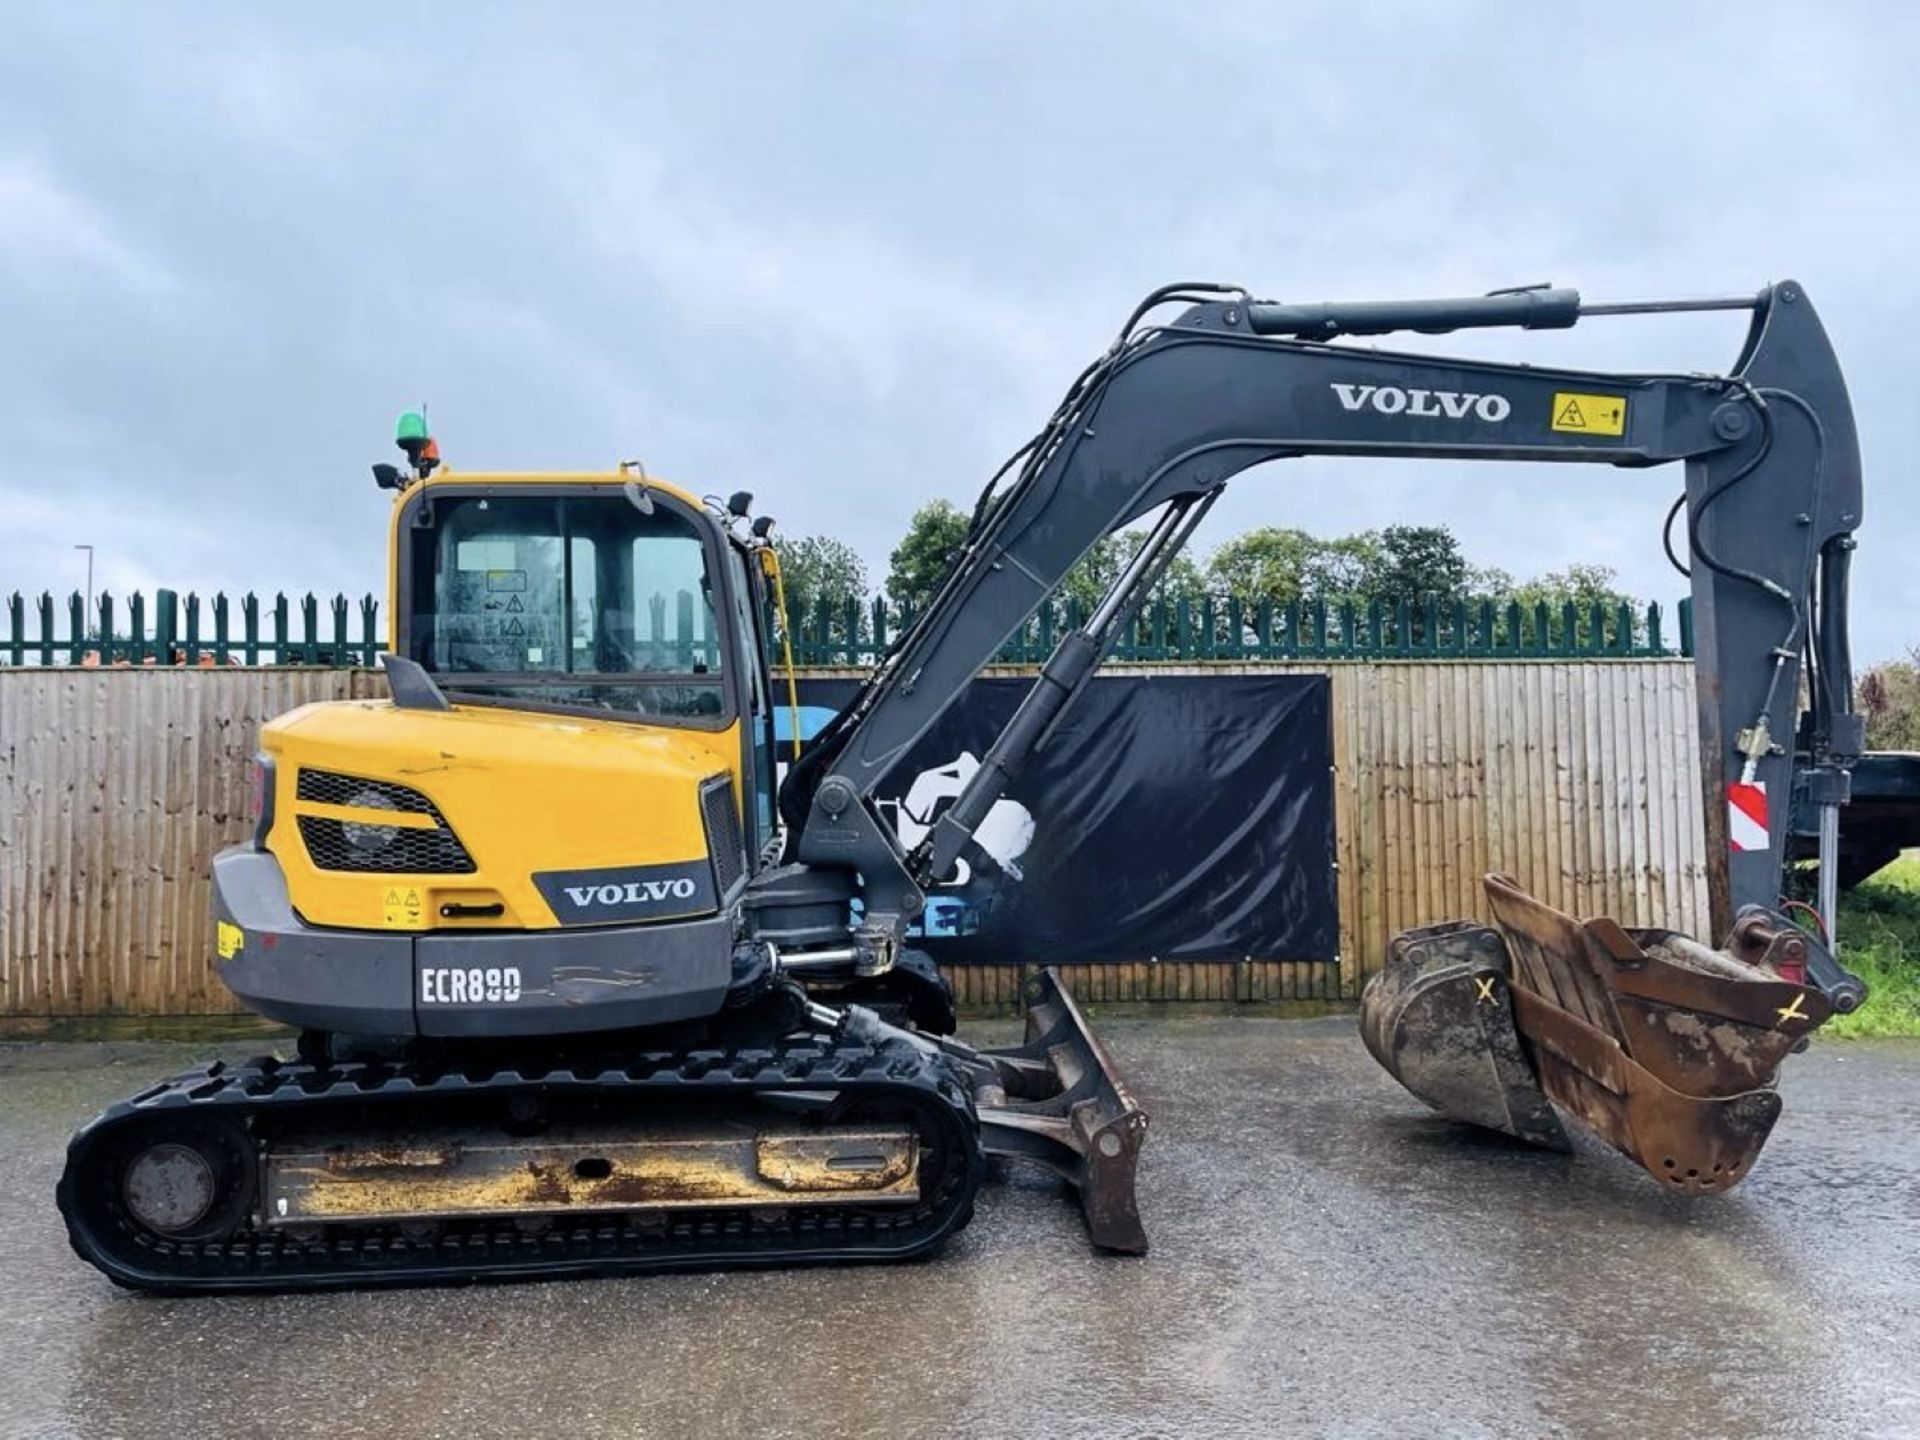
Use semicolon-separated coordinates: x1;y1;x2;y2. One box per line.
393;475;779;842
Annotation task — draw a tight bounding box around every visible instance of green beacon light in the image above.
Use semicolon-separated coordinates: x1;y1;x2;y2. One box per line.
394;410;440;479
395;410;429;460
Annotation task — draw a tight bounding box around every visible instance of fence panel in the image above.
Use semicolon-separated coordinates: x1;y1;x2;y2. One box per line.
0;668;385;1017
0;659;1706;1018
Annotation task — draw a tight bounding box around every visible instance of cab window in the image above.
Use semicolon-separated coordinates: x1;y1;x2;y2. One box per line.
406;492;729;723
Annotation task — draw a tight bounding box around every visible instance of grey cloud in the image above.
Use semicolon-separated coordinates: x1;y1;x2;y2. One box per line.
2;1;1916;658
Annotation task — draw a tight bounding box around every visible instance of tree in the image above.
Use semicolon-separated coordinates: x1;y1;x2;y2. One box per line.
1058;530;1207;613
772;533;868;610
1508;563;1642;646
1858;655;1920;751
886;499;971;613
1203;527;1381;605
1363;524;1470;605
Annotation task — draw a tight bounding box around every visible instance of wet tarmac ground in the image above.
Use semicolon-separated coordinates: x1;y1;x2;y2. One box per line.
2;1016;1916;1440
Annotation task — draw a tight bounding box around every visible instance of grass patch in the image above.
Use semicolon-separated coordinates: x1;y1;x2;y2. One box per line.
1826;853;1920;1037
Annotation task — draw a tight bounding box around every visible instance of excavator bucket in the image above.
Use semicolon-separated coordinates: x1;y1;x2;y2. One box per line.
966;969;1150;1253
1361;874;1840;1191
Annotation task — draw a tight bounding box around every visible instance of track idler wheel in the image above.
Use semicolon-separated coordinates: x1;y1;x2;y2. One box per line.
110;1116;256;1243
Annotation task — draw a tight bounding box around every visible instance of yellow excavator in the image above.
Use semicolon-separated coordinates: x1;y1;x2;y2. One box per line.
59;279;1866;1291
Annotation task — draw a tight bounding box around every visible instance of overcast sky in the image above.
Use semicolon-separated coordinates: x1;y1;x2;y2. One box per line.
4;2;1917;659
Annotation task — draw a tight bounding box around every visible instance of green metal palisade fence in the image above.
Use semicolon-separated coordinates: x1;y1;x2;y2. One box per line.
789;592;1690;665
3;590;382;667
3;587;1692;667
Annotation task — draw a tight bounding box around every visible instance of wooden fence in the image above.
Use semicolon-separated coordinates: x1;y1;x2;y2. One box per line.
0;660;1707;1020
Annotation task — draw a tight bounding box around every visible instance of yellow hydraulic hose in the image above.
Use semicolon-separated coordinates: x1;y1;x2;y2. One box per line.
760;547;803;759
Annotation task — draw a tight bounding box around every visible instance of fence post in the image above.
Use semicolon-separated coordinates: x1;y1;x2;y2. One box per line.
213;593;231;664
184;591;202;664
39;592;58;665
361;595;381;664
244;593;261;665
1646;602;1664;655
330;594;349;664
98;592;118;664
1677;597;1694;657
5;592;21;667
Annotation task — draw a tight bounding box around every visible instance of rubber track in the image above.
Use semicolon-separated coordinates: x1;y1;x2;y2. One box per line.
57;1036;982;1294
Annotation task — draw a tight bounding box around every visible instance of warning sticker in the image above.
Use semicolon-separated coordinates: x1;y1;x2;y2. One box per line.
381;885;428;929
1551;391;1628;436
216;920;244;960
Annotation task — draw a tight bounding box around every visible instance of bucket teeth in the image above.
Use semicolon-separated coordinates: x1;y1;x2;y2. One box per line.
1361;875;1838;1191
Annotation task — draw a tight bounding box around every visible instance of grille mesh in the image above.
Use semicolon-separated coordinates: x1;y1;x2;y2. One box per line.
296;770;436;813
294;769;475;874
701;776;746;894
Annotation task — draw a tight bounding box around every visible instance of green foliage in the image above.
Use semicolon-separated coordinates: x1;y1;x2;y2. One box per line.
1506;563;1641;647
772;533;868;611
1203;527;1380;606
1827;854;1920;1038
1857;655;1920;751
1060;530;1208;613
1367;525;1470;605
886;499;971;612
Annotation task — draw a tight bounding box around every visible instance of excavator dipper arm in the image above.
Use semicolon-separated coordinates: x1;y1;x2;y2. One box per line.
782;280;1862;969
768;277;1866;1214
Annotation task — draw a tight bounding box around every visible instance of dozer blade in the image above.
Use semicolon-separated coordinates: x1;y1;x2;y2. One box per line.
967;968;1149;1254
1361;874;1839;1192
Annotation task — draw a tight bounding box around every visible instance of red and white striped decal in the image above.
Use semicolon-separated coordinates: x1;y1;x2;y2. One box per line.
1727;781;1769;852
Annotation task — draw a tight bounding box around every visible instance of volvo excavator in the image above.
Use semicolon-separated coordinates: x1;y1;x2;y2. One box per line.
60;278;1866;1292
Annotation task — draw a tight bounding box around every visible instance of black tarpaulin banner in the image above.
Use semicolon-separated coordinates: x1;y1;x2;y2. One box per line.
791;674;1337;965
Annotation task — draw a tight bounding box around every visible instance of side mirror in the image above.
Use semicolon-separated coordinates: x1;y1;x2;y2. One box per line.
727;490;753;518
751;516;776;538
372;463;406;490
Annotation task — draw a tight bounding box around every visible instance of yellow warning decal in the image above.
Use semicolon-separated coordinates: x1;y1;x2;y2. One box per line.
381;885;428;930
216;920;244;960
1551;391;1628;436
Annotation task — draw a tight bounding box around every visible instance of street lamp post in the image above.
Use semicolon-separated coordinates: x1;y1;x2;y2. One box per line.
74;544;94;640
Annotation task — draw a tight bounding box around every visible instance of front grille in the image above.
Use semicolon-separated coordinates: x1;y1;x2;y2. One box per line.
294;768;476;874
701;775;746;894
297;770;436;813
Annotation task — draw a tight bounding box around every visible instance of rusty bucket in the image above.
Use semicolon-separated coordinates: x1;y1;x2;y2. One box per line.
1361;875;1847;1192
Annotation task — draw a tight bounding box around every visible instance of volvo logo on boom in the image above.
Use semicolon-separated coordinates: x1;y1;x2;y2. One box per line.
1330;383;1511;422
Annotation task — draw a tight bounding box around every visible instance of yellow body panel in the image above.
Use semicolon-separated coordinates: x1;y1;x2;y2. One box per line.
265;697;740;932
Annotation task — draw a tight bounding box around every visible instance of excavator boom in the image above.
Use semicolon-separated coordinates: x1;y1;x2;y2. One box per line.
767;278;1864;1200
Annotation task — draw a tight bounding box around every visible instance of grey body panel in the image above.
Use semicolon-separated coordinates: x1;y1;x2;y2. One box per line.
532;859;718;927
414;916;733;1037
213;847;417;1034
212;846;733;1038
